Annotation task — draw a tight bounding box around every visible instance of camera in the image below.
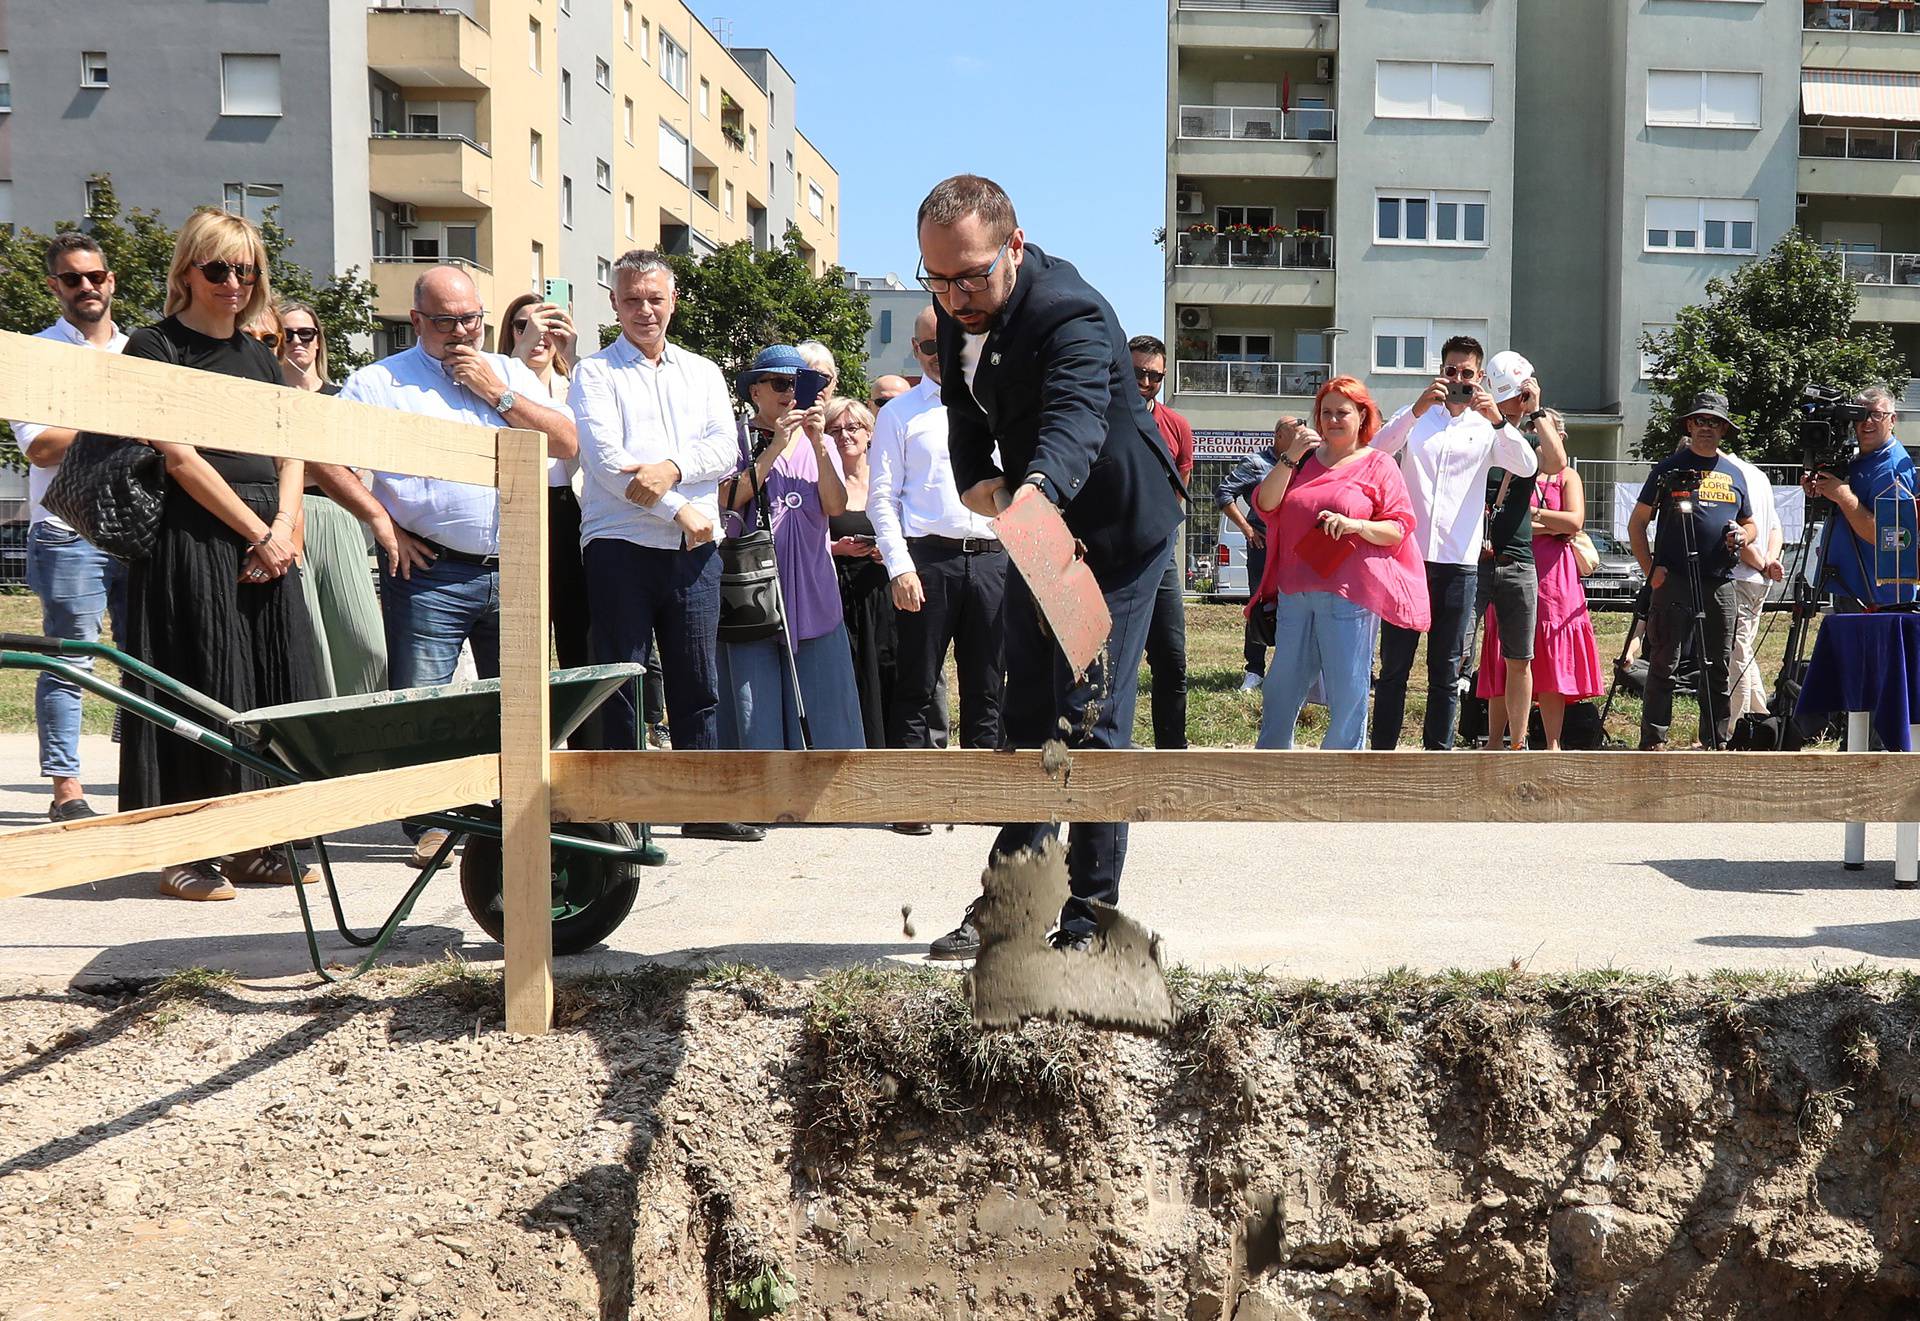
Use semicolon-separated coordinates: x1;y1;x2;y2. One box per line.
1651;464;1699;512
1800;384;1867;477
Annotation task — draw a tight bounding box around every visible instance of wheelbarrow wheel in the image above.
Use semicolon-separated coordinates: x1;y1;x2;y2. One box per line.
458;821;642;955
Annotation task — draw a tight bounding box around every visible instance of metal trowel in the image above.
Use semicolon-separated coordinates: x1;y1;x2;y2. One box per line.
992;495;1111;681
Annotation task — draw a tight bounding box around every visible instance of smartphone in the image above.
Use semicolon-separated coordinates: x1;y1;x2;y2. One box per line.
795;367;831;409
1446;380;1476;406
541;277;573;308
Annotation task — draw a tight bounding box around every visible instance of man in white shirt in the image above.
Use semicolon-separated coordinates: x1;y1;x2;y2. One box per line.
11;233;130;822
1722;448;1785;738
327;265;576;864
570;249;763;844
869;305;1006;766
1369;334;1540;750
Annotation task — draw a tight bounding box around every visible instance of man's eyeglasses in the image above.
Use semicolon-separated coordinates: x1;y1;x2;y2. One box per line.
420;310;486;333
915;338;939;356
1441;364;1479;381
916;239;1010;295
283;326;320;345
53;270;111;290
1134;368;1165;385
194;260;259;286
1862;410;1897;422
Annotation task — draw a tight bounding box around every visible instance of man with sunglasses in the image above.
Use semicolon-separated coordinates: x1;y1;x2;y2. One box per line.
9;233;129;822
1369;335;1542;751
1129;333;1194;749
870;375;912;413
916;173;1186;960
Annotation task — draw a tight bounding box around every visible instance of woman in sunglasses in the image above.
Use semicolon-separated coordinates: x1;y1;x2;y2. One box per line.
716;344;865;750
273;299;388;698
119;207;321;901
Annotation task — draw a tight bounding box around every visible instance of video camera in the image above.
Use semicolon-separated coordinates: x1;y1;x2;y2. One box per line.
1800;384;1868;477
1650;464;1699;512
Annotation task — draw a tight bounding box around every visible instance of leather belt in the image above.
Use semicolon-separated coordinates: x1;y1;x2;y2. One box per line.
908;534;1003;555
412;532;499;568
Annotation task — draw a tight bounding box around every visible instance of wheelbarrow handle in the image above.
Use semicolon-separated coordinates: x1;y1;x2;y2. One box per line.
0;633;244;727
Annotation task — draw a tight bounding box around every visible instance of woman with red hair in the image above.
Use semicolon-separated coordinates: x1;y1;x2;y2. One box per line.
1250;377;1429;748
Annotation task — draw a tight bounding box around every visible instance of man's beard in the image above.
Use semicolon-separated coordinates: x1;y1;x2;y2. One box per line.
64;298;107;325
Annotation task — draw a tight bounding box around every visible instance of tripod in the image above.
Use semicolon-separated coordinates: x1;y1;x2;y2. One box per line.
1652;477;1724;750
1599;580;1651;731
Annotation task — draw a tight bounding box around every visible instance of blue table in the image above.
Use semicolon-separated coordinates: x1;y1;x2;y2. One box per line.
1798;611;1920;884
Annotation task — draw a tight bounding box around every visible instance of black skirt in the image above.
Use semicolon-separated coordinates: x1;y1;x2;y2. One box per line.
120;480;322;811
837;555;899;750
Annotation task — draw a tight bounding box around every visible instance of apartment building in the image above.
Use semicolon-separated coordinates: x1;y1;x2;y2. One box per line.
1165;0;1920;475
0;0;839;354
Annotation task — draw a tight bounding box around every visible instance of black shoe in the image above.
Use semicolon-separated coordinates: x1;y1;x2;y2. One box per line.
928;906;980;962
682;821;766;842
48;798;97;823
1049;929;1093;954
891;822;932;836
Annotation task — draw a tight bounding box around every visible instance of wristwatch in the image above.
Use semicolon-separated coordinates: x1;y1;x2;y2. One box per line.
494;388;517;415
1523;408;1548;430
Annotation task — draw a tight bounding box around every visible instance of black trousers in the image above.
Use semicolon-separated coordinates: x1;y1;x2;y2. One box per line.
1640;574;1738;748
1243;533;1269;675
1144;542;1187;748
1372;561;1478;750
889;540;1007;750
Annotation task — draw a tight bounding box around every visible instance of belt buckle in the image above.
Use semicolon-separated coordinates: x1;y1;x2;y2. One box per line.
960;537;979;553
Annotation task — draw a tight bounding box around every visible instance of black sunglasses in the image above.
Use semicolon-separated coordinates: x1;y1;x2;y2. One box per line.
1134;368;1165;384
761;375;796;392
283;326;320;344
195;260;259;286
53;270;111;290
915;338;938;355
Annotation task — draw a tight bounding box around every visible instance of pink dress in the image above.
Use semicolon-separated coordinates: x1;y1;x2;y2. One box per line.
1249;447;1430;632
1478;473;1604;699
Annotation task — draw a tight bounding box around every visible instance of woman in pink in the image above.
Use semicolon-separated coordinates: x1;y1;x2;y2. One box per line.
1478;465;1604;749
1250;377;1430;749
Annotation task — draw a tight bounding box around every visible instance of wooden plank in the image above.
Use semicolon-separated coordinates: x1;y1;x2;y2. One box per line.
0;756;499;900
0;330;496;483
550;749;1920;826
496;427;554;1036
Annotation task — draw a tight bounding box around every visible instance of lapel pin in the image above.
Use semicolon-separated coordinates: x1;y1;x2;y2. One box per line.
990;352;1002;366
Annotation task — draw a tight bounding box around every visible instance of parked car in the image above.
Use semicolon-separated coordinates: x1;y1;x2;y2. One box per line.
1582;529;1644;610
1191;523;1251;600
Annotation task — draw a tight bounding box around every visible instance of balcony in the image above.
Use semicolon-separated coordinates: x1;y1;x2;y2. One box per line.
1172;232;1334;308
370;255;493;321
1173;359;1331;425
1903;379;1920;413
1805;3;1920;34
366;6;491;89
368;133;493;207
1798;124;1920;196
1175;230;1332;269
1174;105;1336;179
1834;249;1920;321
1175;0;1337;53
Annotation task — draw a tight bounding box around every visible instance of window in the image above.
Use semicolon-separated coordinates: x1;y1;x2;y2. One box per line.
659;121;689;184
528;18;541;72
830;203;837;234
1375;60;1493;121
660;33;687;96
699;78;710;118
1646;69;1761;129
529;129;543;184
595;157;611;191
785;150;794;174
807;182;825;221
531;241;544;287
747;125;757;161
1376;190;1489;246
447;223;478;265
1371;317;1488;375
595;58;611;91
879;310;892;344
641;17;651;62
623;97;634;142
222;181;283;221
624;192;635;238
623;1;634;45
1644;196;1757;253
561;68;573;121
220;54;282;116
0;52;12;113
724;180;734;219
562;176;574;228
84;176;109;215
0;180;11;228
597;257;613;288
1639;323;1675;380
82;51;109;88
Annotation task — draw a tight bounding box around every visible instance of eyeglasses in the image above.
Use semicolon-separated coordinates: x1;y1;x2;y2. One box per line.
915;338;939;356
283;326;320;345
1441;364;1479;381
420;310;486;333
53;270;111;290
761;375;796;392
194;260;259;286
1134;368;1165;385
249;330;281;349
1863;411;1897;422
825;423;870;437
916;239;1010;294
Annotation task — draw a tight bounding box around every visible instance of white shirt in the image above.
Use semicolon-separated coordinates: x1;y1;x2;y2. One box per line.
960;332;987;406
1725;452;1777;586
12;317;130;529
1372;402;1539;567
866;376;997;579
536;371;578;489
570;334;739;552
338;344;557;556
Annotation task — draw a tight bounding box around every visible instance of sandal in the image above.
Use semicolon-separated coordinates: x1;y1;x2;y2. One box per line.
219;847;317;887
159;863;237;902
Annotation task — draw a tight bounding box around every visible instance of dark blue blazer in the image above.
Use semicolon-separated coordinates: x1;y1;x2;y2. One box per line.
938;243;1187;573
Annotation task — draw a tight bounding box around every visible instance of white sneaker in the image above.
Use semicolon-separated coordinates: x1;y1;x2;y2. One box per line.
1238;671;1263;692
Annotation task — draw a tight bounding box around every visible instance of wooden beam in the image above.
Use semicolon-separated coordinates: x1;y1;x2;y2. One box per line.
0;331;496;483
496;428;554;1037
551;749;1920;826
0;755;499;900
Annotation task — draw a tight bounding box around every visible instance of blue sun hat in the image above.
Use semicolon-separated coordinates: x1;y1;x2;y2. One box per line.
736;344;809;400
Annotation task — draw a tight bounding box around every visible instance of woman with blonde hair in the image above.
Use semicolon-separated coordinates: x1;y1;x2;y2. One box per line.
120;207;321;901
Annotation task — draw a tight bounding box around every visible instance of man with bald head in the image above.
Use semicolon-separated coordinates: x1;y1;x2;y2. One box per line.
331;265;577;864
870;375;912;413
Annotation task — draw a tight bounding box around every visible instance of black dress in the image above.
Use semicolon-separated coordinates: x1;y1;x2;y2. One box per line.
119;316;322;811
829;505;899;750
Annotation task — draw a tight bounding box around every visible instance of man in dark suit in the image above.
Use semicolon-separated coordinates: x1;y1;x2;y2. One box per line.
915;174;1186;960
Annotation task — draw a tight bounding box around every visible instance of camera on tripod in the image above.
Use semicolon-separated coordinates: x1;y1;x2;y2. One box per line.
1651;464;1700;513
1799;384;1867;477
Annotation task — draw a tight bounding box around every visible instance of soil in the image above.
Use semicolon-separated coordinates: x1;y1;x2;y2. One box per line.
5;964;1920;1320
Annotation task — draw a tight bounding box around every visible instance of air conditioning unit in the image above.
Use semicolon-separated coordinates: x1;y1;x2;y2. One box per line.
1177;306;1212;332
395;203;419;228
1316;57;1332;82
1175;189;1205;215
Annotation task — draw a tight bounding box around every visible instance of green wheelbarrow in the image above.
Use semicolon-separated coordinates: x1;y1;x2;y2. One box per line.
0;633;665;981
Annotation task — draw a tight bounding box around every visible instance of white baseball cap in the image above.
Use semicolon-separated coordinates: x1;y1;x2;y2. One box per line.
1485;351;1534;405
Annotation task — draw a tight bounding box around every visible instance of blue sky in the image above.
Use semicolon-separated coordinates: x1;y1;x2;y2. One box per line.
705;0;1166;335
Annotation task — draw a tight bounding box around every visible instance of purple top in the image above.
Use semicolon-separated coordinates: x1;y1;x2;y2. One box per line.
727;422;844;642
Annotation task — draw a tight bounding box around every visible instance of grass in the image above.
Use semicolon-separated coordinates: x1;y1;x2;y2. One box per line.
139;965;236;1029
0;589;120;736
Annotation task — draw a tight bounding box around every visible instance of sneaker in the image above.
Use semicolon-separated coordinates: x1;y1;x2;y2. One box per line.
891;822;933;836
219;847;317;886
1238;671;1263;692
682;822;767;842
158;863;236;902
48;798;98;823
409;828;454;869
648;724;673;750
1639;741;1670;753
928;904;981;962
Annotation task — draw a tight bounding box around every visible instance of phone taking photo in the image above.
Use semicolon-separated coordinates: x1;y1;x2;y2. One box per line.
1446;380;1476;406
795;367;831;410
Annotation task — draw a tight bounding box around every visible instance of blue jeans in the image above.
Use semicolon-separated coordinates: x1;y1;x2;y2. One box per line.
585;539;721;752
1258;591;1377;750
719;621;867;750
994;530;1172;938
381;556;500;691
25;522;127;780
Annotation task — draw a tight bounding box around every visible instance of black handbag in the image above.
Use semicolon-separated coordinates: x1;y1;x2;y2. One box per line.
718;460;787;644
42;331;178;561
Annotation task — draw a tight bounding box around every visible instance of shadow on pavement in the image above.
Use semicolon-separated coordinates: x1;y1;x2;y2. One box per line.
1698;919;1920;960
46;923;472;983
1643;858;1896;896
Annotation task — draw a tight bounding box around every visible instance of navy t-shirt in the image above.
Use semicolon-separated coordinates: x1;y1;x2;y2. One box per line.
1637;449;1751;581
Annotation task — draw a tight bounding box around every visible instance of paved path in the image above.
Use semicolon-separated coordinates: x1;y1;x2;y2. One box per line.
4;735;1918;987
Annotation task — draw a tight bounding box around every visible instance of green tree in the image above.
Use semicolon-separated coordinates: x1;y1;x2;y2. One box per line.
1638;230;1909;463
598;225;872;399
259;209;380;375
